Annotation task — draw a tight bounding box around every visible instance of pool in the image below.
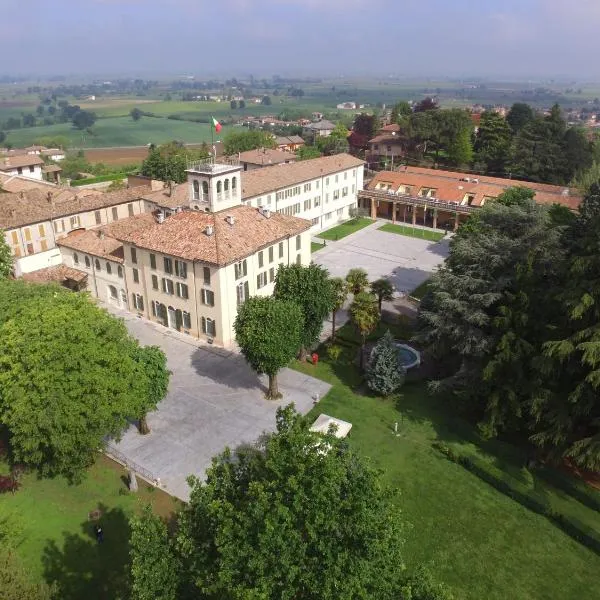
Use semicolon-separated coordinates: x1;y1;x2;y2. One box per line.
395;343;421;370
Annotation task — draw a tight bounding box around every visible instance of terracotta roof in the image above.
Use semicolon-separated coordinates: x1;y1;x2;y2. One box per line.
367;167;582;210
42;165;62;173
275;135;305;145
369;133;404;145
0;172;59;193
117;205;310;266
304;120;335;130
239;148;297;166
22;264;88;285
380;124;401;133
0;185;150;229
241;153;364;199
0;154;45;170
141;184;190;209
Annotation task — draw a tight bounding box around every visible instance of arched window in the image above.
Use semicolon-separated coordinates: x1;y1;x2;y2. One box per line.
193;180;200;200
216;180;222;194
109;285;118;299
106;262;112;275
95;259;101;271
85;256;90;268
73;253;79;265
118;265;123;278
202;181;209;194
224;178;229;191
232;176;237;190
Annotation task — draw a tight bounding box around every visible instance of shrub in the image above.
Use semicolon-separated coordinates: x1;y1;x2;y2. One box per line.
0;475;20;495
326;344;343;363
366;331;406;396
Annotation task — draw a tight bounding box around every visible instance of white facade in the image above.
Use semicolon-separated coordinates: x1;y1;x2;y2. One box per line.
0;164;43;180
243;165;364;233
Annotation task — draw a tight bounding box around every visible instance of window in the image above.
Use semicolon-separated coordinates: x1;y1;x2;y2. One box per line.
162;278;174;295
151;300;157;317
38;224;45;236
112;207;118;220
258;251;264;268
132;293;144;311
325;212;332;221
342;187;348;197
311;217;320;226
106;262;112;275
314;196;320;207
257;271;268;289
268;246;274;263
85;256;91;267
183;311;191;330
236;281;250;306
203;266;211;285
95;259;101;271
24;228;31;241
304;182;311;192
267;194;272;205
118;265;123;278
352;169;356;177
325;193;330;203
164;257;173;274
352;184;355;194
175;260;187;279
304;199;311;211
193;180;200;200
133;268;139;283
269;267;275;282
326;177;329;186
128;203;134;217
176;282;189;299
296;235;301;250
150;253;156;269
279;242;284;258
131;247;137;264
344;171;348;180
17;167;22;175
224;178;229;191
232;176;237;190
201;288;214;306
10;231;18;245
95;210;101;225
335;174;339;183
234;259;248;280
26;243;34;255
40;239;48;251
109;286;118;299
202;181;209;194
70;215;80;229
296;254;302;265
333;190;340;200
73;253;79;265
53;220;65;233
152;274;158;290
276;191;283;201
217;180;222;194
201;317;216;337
29;165;35;173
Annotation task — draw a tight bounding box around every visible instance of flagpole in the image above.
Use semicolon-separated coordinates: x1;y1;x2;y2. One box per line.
211;115;214;162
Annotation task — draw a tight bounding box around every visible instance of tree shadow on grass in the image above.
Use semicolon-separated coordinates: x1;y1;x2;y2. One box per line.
42;503;131;600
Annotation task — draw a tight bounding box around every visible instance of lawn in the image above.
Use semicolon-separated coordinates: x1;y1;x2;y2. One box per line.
0;454;180;599
293;324;600;600
311;241;325;253
317;217;373;241
379;223;445;242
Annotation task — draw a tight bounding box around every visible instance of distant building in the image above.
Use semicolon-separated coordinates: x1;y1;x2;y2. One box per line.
274;135;305;152
367;131;405;167
302;119;336;139
0;154;45;180
336;102;357;110
239;148;297;171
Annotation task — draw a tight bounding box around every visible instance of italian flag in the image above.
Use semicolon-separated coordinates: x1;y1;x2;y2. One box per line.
212;117;222;134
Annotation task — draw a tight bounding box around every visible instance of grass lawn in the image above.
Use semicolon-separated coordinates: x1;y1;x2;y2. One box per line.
311;241;325;253
293;325;600;600
410;279;432;300
0;454;180;599
317;217;373;241
379;223;445;242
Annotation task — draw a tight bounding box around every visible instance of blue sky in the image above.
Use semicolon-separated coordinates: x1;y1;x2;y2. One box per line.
2;0;599;78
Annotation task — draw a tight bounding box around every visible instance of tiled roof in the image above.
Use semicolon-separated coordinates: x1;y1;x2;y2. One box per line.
275;135;305;145
141;184;190;209
369;133;404;145
0;154;45;170
239;148;297;166
117;205;310;266
42;165;62;173
241;153;364;199
22;264;88;285
0;185;150;229
0;173;58;193
367;167;582;210
380;124;401;133
304;120;335;130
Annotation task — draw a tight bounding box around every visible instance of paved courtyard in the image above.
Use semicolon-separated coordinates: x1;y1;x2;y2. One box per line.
313;220;449;294
106;308;331;501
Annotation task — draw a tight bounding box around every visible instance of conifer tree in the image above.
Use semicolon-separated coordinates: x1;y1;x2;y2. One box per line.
366;330;406;396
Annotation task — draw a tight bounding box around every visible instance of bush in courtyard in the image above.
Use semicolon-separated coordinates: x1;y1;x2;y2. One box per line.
366;331;406;396
326;344;343;363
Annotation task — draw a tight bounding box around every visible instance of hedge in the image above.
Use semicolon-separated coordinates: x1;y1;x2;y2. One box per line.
432;442;600;556
70;173;129;186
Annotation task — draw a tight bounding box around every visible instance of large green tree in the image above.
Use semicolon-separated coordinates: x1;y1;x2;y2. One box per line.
140;142;209;183
350;292;380;367
506;102;535;134
0;286;150;481
0;230;12;279
474;111;513;175
176;405;404;600
370;278;394;313
0;549;56;600
330;276;348;341
366;330;405;396
274;263;334;360
345;267;369;295
234;296;303;399
223;130;276;155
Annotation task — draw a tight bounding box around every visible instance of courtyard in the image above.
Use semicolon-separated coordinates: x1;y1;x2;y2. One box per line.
107;308;331;500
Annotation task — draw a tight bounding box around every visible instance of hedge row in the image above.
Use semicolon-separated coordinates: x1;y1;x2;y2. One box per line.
432;442;600;556
71;173;129;186
535;466;600;514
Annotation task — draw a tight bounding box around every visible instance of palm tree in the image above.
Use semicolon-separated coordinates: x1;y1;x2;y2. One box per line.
370;278;394;313
346;268;369;295
330;277;348;341
350;292;380;368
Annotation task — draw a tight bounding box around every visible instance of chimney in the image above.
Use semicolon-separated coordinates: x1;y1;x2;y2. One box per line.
226;215;235;226
205;225;214;236
47;191;53;203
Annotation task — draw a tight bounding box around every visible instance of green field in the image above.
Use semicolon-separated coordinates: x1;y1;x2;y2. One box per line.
317;217;374;241
379;223;445;241
294;324;600;600
0;455;179;598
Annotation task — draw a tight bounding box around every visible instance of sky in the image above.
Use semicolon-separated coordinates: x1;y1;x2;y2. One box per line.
2;0;600;79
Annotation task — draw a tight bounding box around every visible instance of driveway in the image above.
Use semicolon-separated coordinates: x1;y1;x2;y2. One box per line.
106;307;331;501
313;220;449;294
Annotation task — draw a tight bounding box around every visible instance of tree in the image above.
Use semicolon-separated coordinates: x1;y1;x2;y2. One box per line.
370;278;394;313
261;95;272;106
0;230;12;278
274;263;334;360
176;405;404;600
0;286;150;481
296;145;321;161
353;113;379;138
22;113;36;127
223;129;276;155
234;296;303;399
36;105;44;116
230;99;238;110
130;108;143;121
398;566;453;600
140;142;209;183
239;99;246;109
445;126;473;166
130;506;179;600
350;292;380;367
413;97;439;113
391;101;412;125
0;549;56;600
330;277;348;341
72;109;96;129
346;267;369;295
563;127;593;182
366;330;405;396
473;111;513;175
506;102;535;134
571;160;600;194
132;345;170;434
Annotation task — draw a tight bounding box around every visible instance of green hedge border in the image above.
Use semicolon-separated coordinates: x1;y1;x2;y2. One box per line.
71;173;130;186
432;442;600;556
